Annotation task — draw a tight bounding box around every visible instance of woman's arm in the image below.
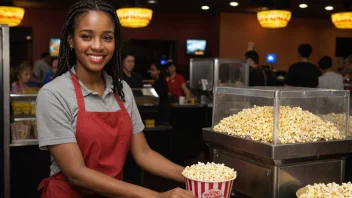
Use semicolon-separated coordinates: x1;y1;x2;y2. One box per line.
130;132;185;183
49;143;158;198
181;83;191;100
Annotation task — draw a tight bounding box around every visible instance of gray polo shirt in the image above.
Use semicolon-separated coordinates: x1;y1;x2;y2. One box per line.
36;68;144;175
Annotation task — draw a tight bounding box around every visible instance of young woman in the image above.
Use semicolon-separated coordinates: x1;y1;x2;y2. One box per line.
36;1;194;198
165;62;191;100
11;63;32;93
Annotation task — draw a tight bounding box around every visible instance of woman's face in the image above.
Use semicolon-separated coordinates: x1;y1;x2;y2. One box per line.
168;64;176;75
68;11;115;73
149;64;160;79
19;69;31;84
123;55;135;73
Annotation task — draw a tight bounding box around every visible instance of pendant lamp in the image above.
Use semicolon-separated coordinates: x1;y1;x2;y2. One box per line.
0;6;25;27
257;10;291;28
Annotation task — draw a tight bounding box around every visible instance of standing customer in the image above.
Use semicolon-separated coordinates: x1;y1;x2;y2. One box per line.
34;52;53;84
166;62;191;100
36;1;194;198
317;56;344;90
122;53;143;88
285;44;321;88
245;50;267;86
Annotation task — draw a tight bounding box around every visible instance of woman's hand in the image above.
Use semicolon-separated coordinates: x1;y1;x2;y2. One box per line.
155;188;195;198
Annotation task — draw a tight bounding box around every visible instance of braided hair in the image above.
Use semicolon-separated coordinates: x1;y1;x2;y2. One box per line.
55;0;125;100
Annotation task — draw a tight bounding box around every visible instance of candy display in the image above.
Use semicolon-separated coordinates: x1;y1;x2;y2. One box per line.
11;101;35;116
213;106;345;144
11;121;38;140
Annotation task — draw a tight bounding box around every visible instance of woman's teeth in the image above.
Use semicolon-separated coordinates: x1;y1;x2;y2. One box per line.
88;55;103;61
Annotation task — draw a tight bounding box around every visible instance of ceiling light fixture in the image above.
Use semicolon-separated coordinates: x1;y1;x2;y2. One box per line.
0;6;25;27
201;5;210;10
230;2;239;7
147;0;157;4
325;6;334;11
332;12;352;29
257;10;292;28
116;8;153;28
299;4;308;8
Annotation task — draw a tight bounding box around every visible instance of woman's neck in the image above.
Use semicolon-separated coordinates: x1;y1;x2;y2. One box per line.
75;65;104;91
170;73;176;79
17;81;28;87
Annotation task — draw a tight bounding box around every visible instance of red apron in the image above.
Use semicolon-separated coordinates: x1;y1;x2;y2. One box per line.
38;72;133;197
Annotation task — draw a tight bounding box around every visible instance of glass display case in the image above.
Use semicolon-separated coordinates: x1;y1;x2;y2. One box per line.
189;58;248;105
212;86;350;144
132;88;159;106
189;58;248;90
203;87;352;198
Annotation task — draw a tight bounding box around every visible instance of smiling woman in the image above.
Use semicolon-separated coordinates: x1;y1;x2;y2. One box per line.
35;1;194;198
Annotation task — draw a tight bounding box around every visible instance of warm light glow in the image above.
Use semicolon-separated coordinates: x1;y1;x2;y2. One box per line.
230;2;239;7
257;10;291;28
116;8;153;28
148;0;157;4
299;4;308;8
325;6;334;11
201;6;210;10
332;12;352;29
0;6;24;27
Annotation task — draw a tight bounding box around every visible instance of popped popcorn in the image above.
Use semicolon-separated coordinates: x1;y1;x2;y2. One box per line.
299;182;352;198
213;106;345;144
182;162;237;182
320;113;352;136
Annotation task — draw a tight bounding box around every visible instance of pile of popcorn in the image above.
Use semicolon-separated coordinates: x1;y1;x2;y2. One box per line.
182;162;237;182
213;106;345;144
320;113;352;136
299;182;352;198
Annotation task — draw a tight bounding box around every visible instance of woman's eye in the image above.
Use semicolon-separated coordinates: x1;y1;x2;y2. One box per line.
80;35;90;40
104;36;113;41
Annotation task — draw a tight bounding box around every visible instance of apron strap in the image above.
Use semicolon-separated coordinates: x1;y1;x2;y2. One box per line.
70;72;86;112
114;94;127;113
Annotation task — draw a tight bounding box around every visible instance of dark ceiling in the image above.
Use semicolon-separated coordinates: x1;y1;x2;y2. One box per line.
4;0;352;18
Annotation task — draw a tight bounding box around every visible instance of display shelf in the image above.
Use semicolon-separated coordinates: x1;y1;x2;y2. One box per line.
10;139;38;147
10;94;37;99
13;116;36;122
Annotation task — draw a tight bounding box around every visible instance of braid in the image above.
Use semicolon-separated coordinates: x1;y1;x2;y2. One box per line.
55;0;125;101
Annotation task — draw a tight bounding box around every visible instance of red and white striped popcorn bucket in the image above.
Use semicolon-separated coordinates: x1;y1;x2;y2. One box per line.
184;176;235;198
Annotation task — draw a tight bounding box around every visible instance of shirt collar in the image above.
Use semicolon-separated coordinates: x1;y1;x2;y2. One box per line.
67;67;114;97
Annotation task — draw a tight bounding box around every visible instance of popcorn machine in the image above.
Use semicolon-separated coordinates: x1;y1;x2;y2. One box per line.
189;58;249;105
203;87;352;198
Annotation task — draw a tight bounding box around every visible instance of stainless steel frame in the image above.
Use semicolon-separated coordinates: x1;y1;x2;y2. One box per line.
190;58;249;90
203;128;352;198
1;25;10;198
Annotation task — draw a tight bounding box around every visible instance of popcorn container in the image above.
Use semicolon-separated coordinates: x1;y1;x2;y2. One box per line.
184;177;235;198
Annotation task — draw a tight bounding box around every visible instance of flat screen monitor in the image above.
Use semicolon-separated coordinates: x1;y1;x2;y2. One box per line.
49;38;60;57
186;39;206;55
266;53;276;64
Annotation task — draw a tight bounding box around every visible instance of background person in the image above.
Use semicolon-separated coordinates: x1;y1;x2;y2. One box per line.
122;53;143;88
285;44;321;88
317;56;344;90
34;52;53;84
165;62;191;100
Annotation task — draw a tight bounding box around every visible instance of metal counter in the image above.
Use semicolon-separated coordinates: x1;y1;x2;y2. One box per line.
203;128;352;198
